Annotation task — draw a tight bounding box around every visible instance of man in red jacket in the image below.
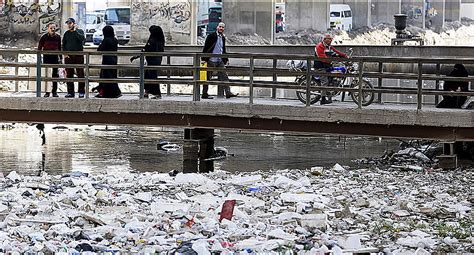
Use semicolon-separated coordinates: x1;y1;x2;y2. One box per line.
38;23;61;97
314;34;347;105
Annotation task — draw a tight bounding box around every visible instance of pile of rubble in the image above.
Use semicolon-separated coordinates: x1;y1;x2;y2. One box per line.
217;21;474;46
0;158;471;253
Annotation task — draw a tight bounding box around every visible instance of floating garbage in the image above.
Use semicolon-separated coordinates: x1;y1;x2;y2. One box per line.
0;163;471;253
157;140;181;151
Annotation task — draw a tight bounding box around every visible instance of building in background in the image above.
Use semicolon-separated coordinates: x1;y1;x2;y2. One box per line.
0;0;470;46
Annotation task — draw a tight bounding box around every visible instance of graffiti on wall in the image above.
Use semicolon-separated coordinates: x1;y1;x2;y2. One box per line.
38;1;61;34
0;0;61;35
131;0;191;44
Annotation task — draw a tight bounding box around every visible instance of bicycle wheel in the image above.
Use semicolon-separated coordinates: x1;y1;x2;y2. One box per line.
296;77;321;105
350;79;375;106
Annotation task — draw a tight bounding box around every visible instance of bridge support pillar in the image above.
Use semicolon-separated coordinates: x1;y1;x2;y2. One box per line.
437;142;458;169
183;128;215;173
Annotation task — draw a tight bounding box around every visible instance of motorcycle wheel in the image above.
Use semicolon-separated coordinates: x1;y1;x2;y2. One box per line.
296;77;321;105
350;80;375;106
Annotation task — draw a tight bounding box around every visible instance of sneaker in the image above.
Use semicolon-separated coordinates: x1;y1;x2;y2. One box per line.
225;93;239;99
43;92;50;97
201;94;214;99
52;93;59;97
143;93;149;99
150;94;162;99
65;94;74;98
79;93;85;98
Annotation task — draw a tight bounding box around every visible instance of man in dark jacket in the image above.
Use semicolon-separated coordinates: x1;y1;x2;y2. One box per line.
38;23;61;97
201;22;238;99
62;18;86;98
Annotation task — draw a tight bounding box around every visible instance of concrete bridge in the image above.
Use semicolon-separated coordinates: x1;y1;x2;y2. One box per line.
0;48;472;141
0;96;472;141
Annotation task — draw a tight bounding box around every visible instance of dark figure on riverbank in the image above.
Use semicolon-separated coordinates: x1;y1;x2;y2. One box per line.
437;64;469;108
94;26;121;98
130;25;165;99
62;18;86;98
38;23;61;98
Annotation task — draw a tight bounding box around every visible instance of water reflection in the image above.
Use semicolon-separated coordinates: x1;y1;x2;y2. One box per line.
0;124;398;175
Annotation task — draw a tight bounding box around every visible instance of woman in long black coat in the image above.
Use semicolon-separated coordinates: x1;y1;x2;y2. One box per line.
437;63;469;108
131;25;165;99
95;25;121;98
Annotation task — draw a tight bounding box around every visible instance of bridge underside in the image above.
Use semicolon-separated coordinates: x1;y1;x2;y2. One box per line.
0;98;472;141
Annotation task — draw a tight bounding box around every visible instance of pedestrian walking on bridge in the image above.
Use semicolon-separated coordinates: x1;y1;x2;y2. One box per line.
94;25;121;98
131;25;165;99
201;22;238;99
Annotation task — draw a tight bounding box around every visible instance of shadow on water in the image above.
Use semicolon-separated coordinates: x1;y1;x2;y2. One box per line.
0;124;399;176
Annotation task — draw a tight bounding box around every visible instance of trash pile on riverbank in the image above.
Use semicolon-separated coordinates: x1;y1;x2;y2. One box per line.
219;21;474;46
0;162;471;253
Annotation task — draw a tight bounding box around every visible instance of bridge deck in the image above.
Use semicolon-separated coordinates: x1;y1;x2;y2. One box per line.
0;92;472;141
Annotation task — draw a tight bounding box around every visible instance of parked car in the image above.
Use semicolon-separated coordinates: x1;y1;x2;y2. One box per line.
85;12;104;42
92;30;103;45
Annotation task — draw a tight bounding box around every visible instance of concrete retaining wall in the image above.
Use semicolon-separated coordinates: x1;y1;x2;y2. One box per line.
130;0;192;45
0;0;62;40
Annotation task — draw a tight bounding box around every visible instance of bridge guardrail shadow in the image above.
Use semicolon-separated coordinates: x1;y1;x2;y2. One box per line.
0;49;473;109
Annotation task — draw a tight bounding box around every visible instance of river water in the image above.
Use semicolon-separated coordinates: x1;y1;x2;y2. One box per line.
0;124;399;175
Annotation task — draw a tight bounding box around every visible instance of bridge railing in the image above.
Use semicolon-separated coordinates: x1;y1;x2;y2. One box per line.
0;49;473;109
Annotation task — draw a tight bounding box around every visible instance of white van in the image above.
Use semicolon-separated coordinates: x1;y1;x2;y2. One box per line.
330;4;352;31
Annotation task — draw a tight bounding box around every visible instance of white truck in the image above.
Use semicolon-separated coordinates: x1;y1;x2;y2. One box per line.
329;4;353;31
93;6;130;45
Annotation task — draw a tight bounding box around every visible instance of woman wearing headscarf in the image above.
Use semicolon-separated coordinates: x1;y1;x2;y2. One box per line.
131;25;165;99
95;25;121;98
437;64;469;108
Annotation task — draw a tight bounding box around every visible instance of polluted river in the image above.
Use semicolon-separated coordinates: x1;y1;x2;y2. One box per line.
0;124;472;253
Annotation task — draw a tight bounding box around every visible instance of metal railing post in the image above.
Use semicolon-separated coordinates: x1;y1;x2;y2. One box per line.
305;58;311;107
272;58;277;99
36;52;42;97
435;63;440;105
417;61;423;110
358;60;364;109
14;66;19;92
139;53;145;99
249;57;254;105
193;54;200;101
167;55;171;95
85;53;90;98
377;61;383;103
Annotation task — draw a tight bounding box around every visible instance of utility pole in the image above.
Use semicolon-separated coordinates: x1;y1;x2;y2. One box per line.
271;0;275;45
191;0;197;44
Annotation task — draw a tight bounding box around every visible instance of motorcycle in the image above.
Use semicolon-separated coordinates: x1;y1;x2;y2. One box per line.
287;51;375;106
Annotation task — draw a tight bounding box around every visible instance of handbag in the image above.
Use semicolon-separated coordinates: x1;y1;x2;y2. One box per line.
199;62;207;81
58;68;66;79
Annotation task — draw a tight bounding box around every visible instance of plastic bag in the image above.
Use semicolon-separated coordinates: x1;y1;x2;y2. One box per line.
199;62;207;80
58;68;66;79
